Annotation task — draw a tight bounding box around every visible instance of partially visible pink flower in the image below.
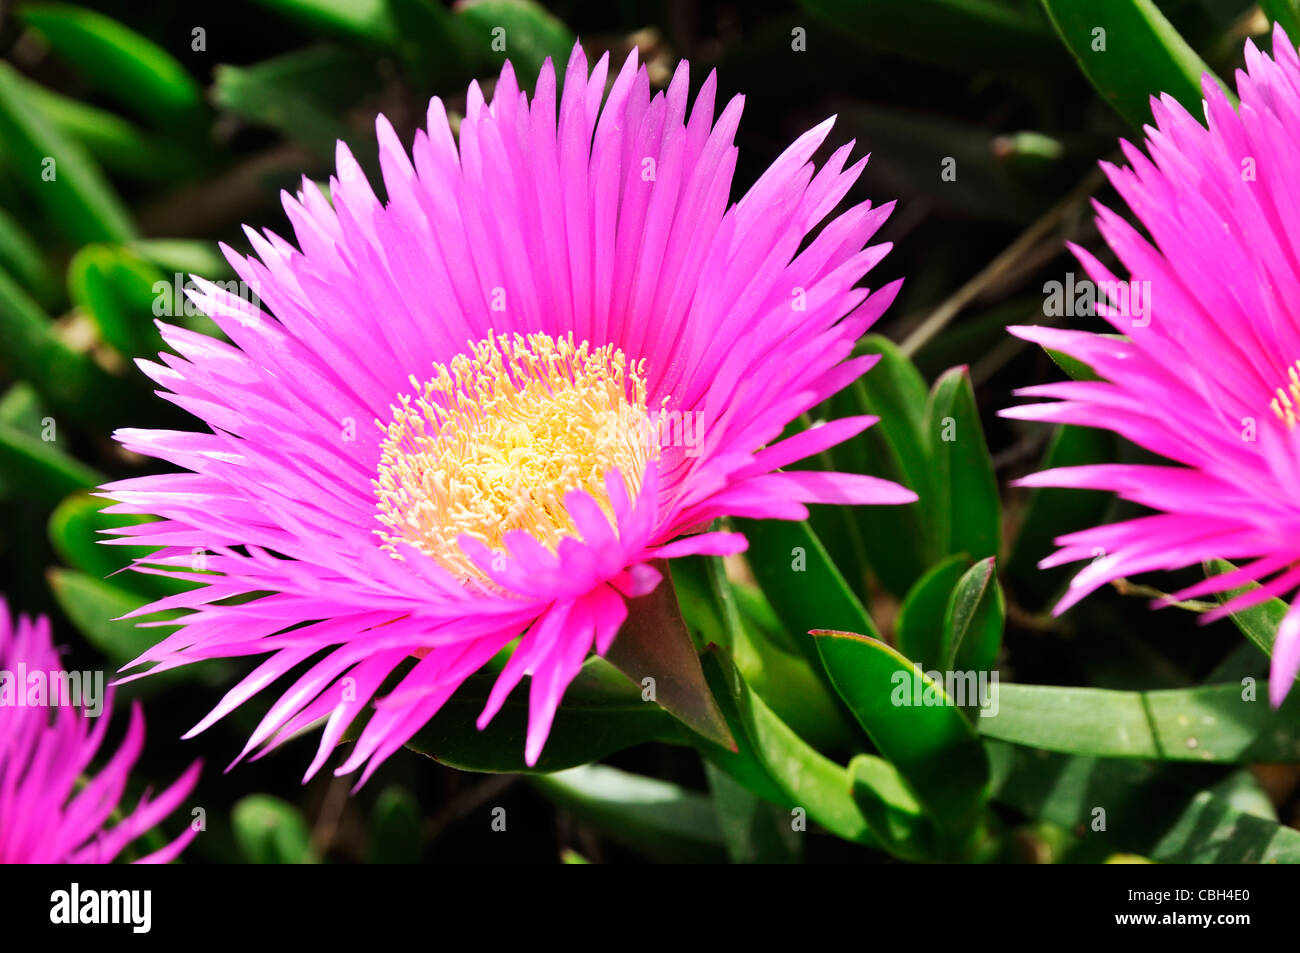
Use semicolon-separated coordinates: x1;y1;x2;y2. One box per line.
1005;24;1300;704
0;600;200;863
100;41;913;782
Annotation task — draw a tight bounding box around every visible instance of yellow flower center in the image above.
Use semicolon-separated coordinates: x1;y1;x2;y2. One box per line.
373;331;658;580
1270;359;1300;428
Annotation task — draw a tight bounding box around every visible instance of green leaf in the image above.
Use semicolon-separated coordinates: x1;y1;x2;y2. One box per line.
232;794;320;864
18;78;191;182
1262;0;1300;39
213;46;381;159
704;762;802;863
989;741;1300;863
67;244;168;358
532;764;726;863
0;62;137;244
603;567;736;750
896;553;971;671
46;569;174;669
126;240;233;279
0;418;102;505
980;681;1300;762
48;493;188;599
833;335;935;595
699;647;880;848
848;754;936;863
926;366;1001;562
800;0;1064;72
1205;558;1288;661
404;656;683;773
367;786;423;864
941;556;1004;673
455;0;576;86
812;630;991;841
0;262;134;426
1041;0;1231;128
388;0;484;91
1007;424;1117;609
736;516;879;672
21;5;204;130
252;0;397;44
0;205;57;306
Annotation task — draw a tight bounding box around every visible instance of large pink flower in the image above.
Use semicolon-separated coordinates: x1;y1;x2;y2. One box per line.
102;42;912;782
0;601;199;863
1005;25;1300;704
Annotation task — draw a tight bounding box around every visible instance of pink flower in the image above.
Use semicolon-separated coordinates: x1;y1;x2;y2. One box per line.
0;600;199;863
1005;24;1300;705
102;42;912;782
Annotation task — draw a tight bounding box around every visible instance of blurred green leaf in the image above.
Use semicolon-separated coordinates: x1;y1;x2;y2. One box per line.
368;786;423;863
213;46;382;159
1261;0;1300;38
1041;0;1230;128
990;741;1300;862
801;0;1064;72
68;244;167;358
46;568;174;668
232;794;320;864
252;0;397;44
896;553;971;671
19;77;192;181
533;764;727;863
388;0;484;91
941;556;1004;673
21;4;205;131
0;205;57;306
455;0;575;85
927;365;1000;562
0;417;101;505
812;629;990;845
0;62;137;244
980;681;1300;762
704;762;802;863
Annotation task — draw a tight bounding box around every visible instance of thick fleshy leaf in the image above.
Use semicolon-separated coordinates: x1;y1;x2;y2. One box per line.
605;567;736;751
895;553;970;671
848;754;936;862
941;557;1004;673
737;517;880;671
980;682;1300;762
812;629;990;840
699;647;880;848
926;366;1000;563
404;656;684;773
1041;0;1229;128
532;764;726;863
232;794;320;864
0;206;57;306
